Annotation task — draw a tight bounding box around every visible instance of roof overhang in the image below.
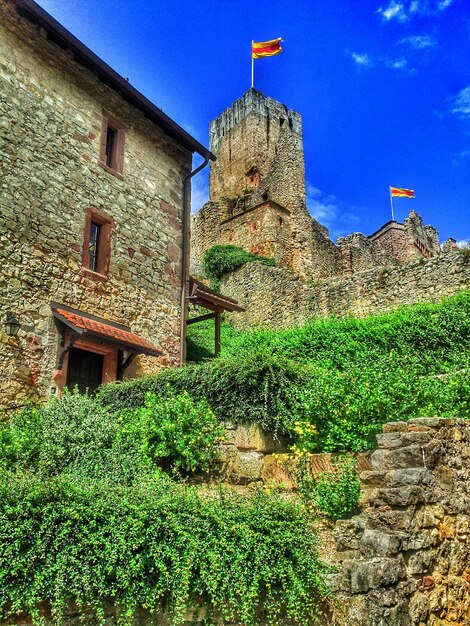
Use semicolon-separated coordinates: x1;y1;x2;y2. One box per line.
51;302;162;357
9;0;215;161
188;277;245;313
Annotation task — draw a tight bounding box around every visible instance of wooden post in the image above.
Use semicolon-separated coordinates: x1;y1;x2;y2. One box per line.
215;312;221;357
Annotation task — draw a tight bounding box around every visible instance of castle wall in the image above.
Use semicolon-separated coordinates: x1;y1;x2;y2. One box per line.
192;89;342;279
0;3;190;410
220;251;470;328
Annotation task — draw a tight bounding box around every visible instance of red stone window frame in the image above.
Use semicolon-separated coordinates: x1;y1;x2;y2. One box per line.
99;112;126;178
81;207;114;280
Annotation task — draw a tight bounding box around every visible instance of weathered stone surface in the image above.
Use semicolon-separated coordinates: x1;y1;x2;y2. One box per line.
335;418;470;626
341;557;407;593
0;4;190;410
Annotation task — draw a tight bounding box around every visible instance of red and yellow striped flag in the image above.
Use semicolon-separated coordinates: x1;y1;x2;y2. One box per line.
252;38;282;59
390;187;415;198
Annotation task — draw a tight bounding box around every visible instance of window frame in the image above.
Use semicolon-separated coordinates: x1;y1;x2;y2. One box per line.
81;207;114;280
99;111;126;178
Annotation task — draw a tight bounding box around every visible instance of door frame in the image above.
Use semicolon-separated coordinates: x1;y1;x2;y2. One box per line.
57;330;118;395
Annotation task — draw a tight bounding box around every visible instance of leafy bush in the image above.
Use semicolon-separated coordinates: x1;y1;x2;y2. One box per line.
184;292;470;451
311;456;360;521
0;474;331;626
202;244;276;289
0;391;224;481
119;391;225;473
97;353;311;435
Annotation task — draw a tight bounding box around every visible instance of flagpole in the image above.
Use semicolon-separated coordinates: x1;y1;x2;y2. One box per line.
251;40;254;88
389;186;395;221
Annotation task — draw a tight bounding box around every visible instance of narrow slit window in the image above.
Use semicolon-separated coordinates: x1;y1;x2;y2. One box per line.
105;126;117;167
89;221;101;271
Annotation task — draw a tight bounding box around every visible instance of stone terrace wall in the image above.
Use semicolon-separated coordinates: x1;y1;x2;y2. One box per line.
334;417;470;626
220;251;470;328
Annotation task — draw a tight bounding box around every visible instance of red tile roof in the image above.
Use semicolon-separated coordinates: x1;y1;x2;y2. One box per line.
52;306;161;356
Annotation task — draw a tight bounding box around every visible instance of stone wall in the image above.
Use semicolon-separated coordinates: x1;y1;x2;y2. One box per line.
220;251;470;329
0;1;191;410
334;417;470;626
191;89;342;279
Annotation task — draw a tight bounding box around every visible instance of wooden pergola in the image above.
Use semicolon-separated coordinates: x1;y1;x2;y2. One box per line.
187;277;244;357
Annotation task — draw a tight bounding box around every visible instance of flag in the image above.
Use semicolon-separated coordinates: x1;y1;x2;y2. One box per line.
252;38;282;59
390;187;415;198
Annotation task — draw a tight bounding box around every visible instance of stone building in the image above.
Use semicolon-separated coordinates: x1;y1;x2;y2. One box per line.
192;90;448;280
338;211;442;275
191;89;342;279
0;0;214;410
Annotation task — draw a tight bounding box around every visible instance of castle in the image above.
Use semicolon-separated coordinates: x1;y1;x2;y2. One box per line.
192;89;467;326
193;89;455;278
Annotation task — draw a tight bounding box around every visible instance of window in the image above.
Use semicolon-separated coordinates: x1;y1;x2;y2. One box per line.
99;112;125;176
82;207;114;279
88;221;100;271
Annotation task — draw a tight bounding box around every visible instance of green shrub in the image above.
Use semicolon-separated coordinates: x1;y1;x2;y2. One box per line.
119;391;225;473
0;474;331;625
311;456;360;521
202;244;275;289
0;391;225;481
97;353;311;435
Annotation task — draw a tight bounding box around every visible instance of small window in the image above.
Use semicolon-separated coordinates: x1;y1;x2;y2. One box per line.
82;208;114;279
100;112;126;176
88;221;101;271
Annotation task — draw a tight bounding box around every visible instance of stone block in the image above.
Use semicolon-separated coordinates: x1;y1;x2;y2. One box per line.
375;486;425;507
376;431;405;449
382;421;408;433
223;421;285;453
341;557;407;593
408;549;434;575
359;528;402;558
387;468;433;487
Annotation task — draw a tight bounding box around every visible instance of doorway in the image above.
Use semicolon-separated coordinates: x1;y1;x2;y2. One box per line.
66;347;104;394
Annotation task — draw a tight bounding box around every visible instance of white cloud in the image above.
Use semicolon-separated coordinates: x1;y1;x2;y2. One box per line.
349;51;373;67
456;239;470;249
437;0;454;11
390;58;408;69
347;50;410;72
398;34;437;49
449;86;470;118
378;1;409;21
378;0;455;21
307;185;339;225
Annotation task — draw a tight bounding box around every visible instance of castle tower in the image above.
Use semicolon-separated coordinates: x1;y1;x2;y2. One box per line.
192;89;342;279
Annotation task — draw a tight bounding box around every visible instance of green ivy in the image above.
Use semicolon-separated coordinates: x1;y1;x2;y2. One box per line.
0;475;331;625
202;244;276;289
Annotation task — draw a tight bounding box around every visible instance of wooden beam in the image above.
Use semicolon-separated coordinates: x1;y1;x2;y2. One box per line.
215;312;221;357
187;312;216;325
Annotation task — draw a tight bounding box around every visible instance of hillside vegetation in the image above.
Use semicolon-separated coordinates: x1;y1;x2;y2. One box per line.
0;393;330;625
99;292;470;452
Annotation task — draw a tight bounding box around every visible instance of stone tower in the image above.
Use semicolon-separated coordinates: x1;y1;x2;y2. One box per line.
192;89;341;279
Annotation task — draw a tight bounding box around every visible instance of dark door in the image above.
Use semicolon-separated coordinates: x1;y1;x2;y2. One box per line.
66;347;104;395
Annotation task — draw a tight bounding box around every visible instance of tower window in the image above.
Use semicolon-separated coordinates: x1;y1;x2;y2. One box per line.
100;112;126;176
280;118;285;127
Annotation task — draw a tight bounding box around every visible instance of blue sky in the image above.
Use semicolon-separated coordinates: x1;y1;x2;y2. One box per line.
37;0;469;243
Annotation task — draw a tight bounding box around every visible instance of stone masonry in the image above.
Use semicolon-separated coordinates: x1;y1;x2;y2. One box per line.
0;0;207;410
334;417;470;626
191;89;450;287
191;89;342;279
220;251;470;328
